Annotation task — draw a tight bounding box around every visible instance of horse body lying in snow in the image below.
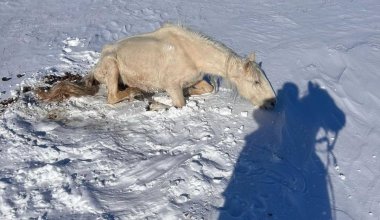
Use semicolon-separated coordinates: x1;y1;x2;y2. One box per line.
38;24;276;109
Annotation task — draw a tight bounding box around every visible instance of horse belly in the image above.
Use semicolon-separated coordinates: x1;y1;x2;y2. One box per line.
116;39;179;91
117;58;164;92
120;71;161;92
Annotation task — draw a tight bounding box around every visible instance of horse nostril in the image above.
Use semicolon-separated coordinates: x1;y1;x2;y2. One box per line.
261;98;276;110
270;99;276;107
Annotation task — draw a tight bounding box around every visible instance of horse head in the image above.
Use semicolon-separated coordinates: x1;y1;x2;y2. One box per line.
230;53;276;110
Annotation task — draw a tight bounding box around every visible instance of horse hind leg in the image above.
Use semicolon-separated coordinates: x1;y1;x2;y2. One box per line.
186;80;214;96
101;58;143;104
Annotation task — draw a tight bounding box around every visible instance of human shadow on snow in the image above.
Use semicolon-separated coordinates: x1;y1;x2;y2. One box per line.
219;82;346;220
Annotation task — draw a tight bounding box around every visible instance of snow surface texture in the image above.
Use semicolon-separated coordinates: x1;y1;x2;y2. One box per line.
1;0;380;219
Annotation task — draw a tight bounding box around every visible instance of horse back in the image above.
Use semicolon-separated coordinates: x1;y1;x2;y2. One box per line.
106;30;199;91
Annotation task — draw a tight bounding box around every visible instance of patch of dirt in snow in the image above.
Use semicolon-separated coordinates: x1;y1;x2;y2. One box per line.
0;72;84;114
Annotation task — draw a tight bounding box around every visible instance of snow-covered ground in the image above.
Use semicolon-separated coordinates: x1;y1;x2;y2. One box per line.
1;0;380;219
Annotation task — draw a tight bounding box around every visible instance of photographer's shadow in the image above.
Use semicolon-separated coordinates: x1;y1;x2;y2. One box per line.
219;82;346;220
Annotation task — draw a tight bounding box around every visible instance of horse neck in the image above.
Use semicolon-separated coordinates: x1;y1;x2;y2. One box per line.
194;47;223;75
187;38;241;78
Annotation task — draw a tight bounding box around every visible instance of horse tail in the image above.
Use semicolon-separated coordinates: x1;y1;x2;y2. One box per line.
36;72;100;102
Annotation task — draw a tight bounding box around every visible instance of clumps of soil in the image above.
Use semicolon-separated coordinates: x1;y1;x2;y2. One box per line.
47;112;59;120
0;97;18;109
0;85;32;113
2;77;12;81
35;72;92;102
42;72;84;86
37;72;85;93
1;72;83;113
1;73;25;82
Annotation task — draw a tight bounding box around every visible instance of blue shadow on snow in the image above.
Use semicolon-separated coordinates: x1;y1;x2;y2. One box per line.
219;82;346;220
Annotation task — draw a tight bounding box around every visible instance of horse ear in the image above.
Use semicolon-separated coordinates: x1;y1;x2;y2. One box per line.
243;60;250;72
243;53;255;72
247;53;256;62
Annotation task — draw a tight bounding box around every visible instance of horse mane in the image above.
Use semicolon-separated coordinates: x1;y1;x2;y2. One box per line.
162;23;240;60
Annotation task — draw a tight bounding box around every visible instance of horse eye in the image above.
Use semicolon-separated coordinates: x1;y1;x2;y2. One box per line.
254;80;260;85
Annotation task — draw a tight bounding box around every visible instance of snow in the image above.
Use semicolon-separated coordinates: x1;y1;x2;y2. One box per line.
1;0;380;219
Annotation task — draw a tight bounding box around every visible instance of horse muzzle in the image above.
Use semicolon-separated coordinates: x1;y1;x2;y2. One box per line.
260;98;276;110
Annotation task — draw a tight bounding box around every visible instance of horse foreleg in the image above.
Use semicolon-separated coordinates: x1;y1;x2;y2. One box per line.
166;86;186;108
187;80;214;96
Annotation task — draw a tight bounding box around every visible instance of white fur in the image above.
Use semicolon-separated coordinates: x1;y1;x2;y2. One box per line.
92;24;276;107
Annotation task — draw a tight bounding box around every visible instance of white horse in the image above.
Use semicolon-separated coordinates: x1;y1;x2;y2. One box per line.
37;24;276;109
